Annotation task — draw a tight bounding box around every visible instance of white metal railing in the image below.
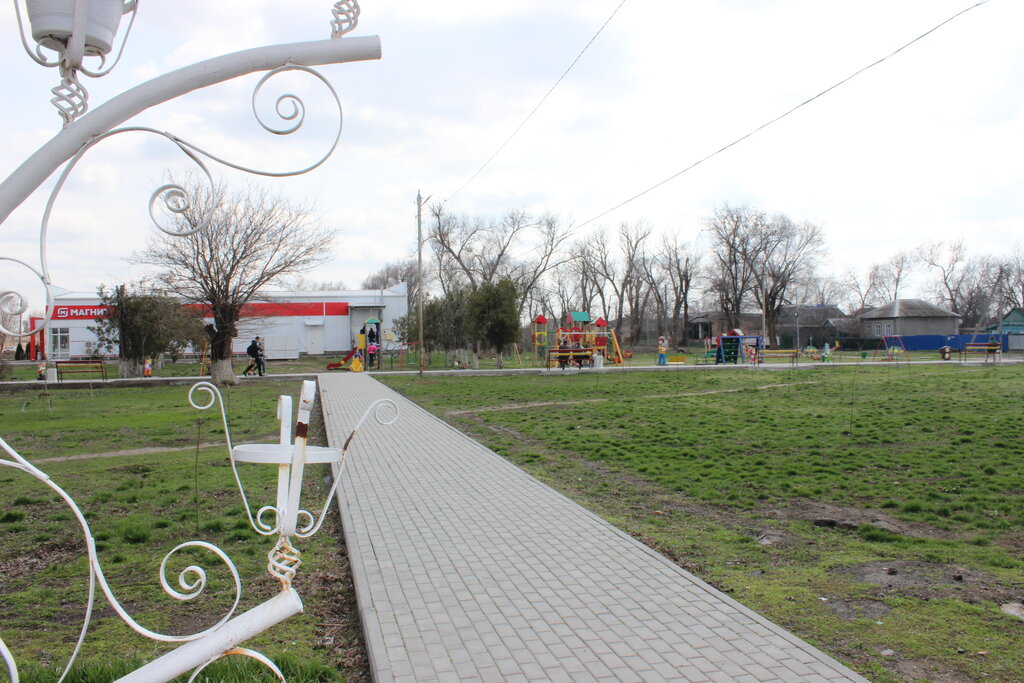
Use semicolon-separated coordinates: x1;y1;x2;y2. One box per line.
1;379;397;681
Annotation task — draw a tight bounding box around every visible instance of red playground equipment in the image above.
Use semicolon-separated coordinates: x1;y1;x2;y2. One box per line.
544;312;625;368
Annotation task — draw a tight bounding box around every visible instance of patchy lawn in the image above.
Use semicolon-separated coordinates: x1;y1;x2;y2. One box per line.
380;363;1024;683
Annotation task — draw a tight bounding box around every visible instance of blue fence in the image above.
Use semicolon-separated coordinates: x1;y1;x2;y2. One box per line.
885;333;1009;352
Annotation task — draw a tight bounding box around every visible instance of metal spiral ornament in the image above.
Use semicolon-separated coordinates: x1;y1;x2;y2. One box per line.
268;537;303;589
50;66;90;126
331;0;361;37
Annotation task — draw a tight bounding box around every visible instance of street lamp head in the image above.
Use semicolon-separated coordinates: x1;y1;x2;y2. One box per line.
15;0;140;124
26;0;130;56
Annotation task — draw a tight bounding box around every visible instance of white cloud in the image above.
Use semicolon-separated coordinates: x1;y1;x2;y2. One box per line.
1;0;1022;312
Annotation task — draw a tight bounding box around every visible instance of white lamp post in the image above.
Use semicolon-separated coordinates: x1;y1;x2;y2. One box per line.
1;2;389;680
0;0;381;340
15;0;139;124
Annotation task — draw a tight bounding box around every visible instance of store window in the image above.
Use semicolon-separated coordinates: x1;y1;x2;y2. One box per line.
49;327;70;360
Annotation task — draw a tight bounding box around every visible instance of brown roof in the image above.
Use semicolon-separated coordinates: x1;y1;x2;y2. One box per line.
860;299;958;320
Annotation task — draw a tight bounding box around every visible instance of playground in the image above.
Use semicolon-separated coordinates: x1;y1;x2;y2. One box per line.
381;362;1024;682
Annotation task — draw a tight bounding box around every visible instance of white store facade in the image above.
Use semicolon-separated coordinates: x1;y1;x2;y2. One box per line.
30;284;408;360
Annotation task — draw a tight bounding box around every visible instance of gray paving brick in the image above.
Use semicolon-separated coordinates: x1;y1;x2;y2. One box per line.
320;374;869;683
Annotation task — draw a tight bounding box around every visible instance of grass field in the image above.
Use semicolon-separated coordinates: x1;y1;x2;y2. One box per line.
0;346;949;382
0;381;367;682
379;362;1024;682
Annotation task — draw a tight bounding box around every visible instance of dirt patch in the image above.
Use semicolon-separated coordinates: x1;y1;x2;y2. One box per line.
891;658;975;683
0;543;83;593
767;500;966;542
826;597;891;621
837;560;1023;605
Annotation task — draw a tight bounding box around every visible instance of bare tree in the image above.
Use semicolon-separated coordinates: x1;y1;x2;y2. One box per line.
134;179;334;385
870;250;915;302
658;234;702;345
428;206;534;294
918;241;998;328
842;267;879;313
705;205;764;330
505;214;572;317
284;275;347;291
594;222;651;344
994;245;1024;313
748;216;826;343
801;271;845;308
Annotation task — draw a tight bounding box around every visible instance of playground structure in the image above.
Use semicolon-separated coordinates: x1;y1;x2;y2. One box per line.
873;335;911;362
713;331;763;365
534;312;626;369
326;316;383;372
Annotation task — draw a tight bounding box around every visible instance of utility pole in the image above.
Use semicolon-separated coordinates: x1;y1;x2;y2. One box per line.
416;191;432;377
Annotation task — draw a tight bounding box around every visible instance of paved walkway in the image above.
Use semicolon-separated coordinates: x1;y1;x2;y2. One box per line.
319;373;869;682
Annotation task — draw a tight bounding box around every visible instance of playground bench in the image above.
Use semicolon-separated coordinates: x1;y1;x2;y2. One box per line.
758;349;799;365
961;342;1001;363
55;360;107;382
548;349;594;369
695;349;716;365
667;355;687;365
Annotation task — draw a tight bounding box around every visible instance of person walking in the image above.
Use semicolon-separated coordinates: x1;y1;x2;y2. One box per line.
256;337;267;376
243;336;260;376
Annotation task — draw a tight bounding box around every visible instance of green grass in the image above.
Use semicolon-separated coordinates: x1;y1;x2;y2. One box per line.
0;381;309;460
0;383;365;681
379;362;1024;682
1;344;957;382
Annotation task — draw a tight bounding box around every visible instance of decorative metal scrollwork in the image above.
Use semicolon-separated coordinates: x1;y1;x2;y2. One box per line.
331;0;361;37
5;61;344;339
1;379;399;681
50;65;89;125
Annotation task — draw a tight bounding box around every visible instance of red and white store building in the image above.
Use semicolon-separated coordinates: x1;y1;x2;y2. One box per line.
28;284;408;360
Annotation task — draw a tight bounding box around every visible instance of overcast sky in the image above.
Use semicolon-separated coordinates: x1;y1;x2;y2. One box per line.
2;0;1022;314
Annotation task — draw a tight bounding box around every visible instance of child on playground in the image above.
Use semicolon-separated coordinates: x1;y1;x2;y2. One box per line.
657;336;668;365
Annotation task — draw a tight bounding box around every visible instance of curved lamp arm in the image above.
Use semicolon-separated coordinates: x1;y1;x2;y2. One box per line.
0;35;381;226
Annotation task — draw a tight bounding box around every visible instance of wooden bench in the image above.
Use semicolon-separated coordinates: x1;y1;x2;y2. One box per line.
695;349;716;365
548;349;594;369
758;349;799;365
961;342;1001;363
55;360;108;381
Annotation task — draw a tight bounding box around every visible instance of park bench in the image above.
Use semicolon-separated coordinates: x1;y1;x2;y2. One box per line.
55;360;108;382
758;349;799;365
960;342;1001;363
548;349;594;369
667;355;687;365
695;349;716;365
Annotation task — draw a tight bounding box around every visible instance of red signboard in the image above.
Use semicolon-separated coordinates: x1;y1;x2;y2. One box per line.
48;301;349;320
50;305;111;320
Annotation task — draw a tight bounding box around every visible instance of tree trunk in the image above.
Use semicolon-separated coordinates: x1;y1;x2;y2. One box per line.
118;360;143;378
211;357;238;385
207;324;238;386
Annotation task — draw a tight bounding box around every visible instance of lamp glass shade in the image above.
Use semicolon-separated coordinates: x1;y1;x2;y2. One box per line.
26;0;125;55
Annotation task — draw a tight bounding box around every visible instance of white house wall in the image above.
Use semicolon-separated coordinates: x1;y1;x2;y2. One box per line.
36;285;408;360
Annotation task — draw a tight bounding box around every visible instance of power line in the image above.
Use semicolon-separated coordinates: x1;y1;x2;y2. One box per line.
446;0;629;202
569;0;992;231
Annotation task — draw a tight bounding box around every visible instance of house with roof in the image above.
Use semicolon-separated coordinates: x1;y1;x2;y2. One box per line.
984;308;1024;334
859;299;960;338
774;305;851;348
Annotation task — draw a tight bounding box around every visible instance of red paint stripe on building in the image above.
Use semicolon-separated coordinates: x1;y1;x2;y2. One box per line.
48;301;349;320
